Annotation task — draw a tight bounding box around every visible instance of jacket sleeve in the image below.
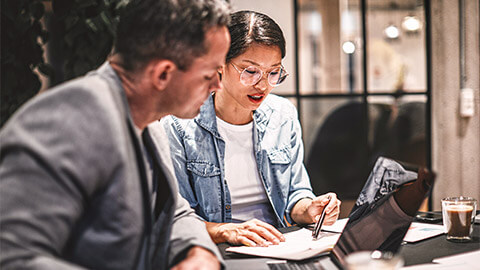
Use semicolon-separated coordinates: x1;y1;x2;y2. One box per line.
0;85;119;269
168;193;224;267
283;103;316;224
0;149;90;270
147;120;223;267
159;117;202;214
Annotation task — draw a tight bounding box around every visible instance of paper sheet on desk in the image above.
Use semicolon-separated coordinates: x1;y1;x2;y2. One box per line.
433;250;480;268
304;218;348;233
401;263;477;269
321;218;348;233
226;228;340;261
401;250;480;270
403;222;445;243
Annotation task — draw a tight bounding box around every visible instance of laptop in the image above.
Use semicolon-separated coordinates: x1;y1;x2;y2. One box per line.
268;157;436;270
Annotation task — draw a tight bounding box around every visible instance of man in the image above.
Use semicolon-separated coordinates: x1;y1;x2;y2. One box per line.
0;0;230;269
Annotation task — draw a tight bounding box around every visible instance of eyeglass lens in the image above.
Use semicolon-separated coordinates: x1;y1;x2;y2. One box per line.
240;66;287;87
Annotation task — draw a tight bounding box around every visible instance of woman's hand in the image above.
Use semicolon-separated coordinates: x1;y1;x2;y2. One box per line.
291;193;341;225
206;219;285;247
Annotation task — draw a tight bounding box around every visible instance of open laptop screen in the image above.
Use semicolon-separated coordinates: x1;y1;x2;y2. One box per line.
330;157;435;267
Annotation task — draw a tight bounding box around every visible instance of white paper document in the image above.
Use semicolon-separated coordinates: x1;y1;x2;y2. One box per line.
432;250;480;269
401;250;480;270
321;218;349;233
403;222;445;243
305;218;348;233
401;262;476;269
226;228;340;260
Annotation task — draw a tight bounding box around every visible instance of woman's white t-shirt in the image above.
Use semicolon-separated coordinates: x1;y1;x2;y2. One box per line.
216;116;277;225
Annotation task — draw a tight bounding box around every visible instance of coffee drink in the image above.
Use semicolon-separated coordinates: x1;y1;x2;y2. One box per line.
445;205;473;238
441;197;477;242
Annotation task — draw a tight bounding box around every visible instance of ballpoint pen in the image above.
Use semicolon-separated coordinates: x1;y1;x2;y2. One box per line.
312;195;331;240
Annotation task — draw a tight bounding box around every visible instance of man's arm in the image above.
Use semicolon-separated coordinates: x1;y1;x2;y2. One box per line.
0;149;88;270
168;194;223;269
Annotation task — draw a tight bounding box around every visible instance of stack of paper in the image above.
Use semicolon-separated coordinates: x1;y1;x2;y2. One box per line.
226;228;340;260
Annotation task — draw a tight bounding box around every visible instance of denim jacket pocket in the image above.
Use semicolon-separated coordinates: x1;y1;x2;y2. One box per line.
186;160;221;177
266;146;292;165
186;160;222;216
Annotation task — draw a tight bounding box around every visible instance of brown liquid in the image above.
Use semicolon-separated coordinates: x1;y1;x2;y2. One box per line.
446;205;473;238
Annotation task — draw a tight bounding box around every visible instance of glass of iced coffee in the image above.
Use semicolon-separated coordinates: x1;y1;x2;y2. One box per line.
441;197;477;242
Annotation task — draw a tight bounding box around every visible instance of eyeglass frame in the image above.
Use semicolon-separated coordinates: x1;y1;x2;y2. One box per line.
229;62;289;87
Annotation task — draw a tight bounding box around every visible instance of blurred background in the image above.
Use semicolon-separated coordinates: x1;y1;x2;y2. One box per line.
2;0;479;217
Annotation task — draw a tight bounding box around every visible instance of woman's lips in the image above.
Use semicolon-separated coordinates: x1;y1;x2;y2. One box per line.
247;94;264;103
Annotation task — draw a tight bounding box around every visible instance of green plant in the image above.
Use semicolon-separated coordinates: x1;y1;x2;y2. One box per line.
0;0;128;127
52;0;128;80
1;0;52;127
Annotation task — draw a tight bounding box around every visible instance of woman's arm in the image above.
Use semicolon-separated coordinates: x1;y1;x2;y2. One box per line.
282;101;341;225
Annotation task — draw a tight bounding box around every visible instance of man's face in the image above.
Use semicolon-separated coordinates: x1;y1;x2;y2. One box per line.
167;26;230;119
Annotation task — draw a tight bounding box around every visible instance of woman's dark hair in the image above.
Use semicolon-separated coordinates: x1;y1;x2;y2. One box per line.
115;0;230;71
226;10;286;63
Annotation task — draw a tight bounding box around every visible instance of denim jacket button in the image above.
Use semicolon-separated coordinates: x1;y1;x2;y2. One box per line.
225;205;231;210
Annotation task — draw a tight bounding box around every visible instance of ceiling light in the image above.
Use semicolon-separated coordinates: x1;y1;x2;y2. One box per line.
402;16;422;32
384;24;400;39
342;41;356;54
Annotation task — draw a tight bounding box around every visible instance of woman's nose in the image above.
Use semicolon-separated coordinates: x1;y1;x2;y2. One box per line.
254;75;269;92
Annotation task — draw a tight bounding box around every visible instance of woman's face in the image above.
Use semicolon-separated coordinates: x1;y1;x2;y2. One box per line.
219;44;283;113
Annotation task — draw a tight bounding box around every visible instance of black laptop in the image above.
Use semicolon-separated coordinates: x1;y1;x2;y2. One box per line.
268;157;436;270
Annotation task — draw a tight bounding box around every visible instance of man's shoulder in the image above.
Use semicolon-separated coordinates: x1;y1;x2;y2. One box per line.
53;72;117;102
2;71;127;148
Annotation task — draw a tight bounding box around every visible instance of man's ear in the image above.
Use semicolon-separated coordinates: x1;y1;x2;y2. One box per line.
217;66;224;81
151;60;176;91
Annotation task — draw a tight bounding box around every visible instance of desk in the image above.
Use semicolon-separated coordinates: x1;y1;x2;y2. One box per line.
400;222;480;266
220;223;480;269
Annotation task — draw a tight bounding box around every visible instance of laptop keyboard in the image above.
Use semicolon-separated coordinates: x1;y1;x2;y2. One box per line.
267;260;320;270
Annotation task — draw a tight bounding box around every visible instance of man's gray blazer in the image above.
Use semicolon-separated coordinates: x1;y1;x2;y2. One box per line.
0;62;221;269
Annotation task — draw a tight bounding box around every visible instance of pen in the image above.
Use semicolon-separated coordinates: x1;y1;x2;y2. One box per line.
312;195;331;240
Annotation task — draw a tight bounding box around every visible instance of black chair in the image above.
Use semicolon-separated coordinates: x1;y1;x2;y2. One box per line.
305;101;395;201
390;101;427;167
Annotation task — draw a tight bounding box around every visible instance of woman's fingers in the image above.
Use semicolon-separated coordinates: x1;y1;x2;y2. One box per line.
325;193;341;214
310;193;342;225
324;195;341;225
226;219;285;247
252;220;286;242
238;229;270;246
236;235;258;247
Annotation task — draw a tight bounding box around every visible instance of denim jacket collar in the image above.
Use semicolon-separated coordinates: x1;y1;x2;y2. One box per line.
194;94;221;138
195;94;272;137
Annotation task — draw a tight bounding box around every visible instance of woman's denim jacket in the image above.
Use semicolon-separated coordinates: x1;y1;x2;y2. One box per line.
161;94;315;227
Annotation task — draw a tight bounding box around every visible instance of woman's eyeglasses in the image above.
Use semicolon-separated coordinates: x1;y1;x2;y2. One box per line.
230;63;288;87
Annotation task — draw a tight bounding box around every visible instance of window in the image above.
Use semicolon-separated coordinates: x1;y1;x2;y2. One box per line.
294;0;429;204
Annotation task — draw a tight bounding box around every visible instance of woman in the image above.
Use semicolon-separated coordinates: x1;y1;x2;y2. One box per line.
161;10;341;247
